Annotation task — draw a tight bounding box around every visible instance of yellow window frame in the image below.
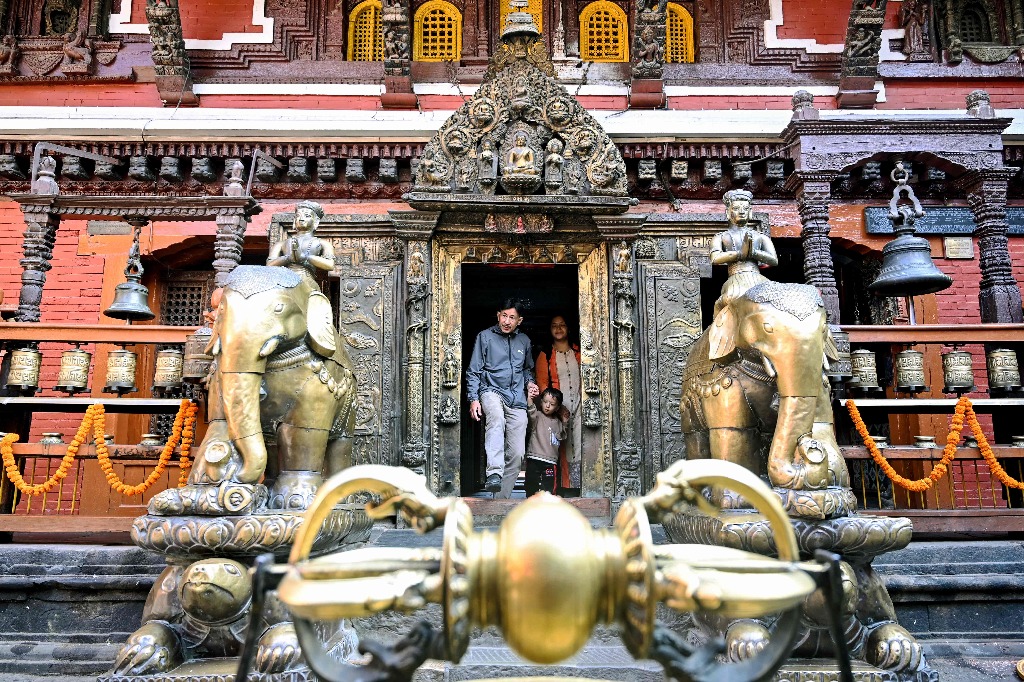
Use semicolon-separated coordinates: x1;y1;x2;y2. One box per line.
580;0;628;63
347;0;383;62
665;2;694;64
413;0;463;62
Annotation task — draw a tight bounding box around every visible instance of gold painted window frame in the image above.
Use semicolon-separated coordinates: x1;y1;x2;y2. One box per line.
413;0;463;62
348;0;383;61
579;0;629;63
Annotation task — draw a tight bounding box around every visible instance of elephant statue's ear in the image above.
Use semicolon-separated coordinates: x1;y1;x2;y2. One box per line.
707;307;737;361
306;291;338;358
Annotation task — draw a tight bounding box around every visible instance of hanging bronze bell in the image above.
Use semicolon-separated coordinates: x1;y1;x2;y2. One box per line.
941;348;975;394
104;275;155;321
869;164;953;298
894;348;927;393
5;347;42;392
104;220;155;321
104;347;138;394
55;345;91;395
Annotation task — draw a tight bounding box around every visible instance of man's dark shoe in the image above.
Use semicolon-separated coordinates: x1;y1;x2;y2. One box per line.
485;473;502;493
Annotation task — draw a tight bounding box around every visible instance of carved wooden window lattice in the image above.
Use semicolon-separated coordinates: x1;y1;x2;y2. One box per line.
959;4;993;41
348;0;383;61
665;2;694;63
579;1;628;62
413;0;462;61
499;0;542;33
150;271;215;437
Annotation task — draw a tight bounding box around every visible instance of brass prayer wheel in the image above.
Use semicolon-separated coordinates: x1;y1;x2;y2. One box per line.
39;432;64;445
55;346;92;395
986;348;1021;392
894;348;927;393
5;347;42;392
826;329;852;383
104;347;138;394
139;433;163;447
941;349;975;394
153;348;184;392
182;327;213;383
850;349;882;392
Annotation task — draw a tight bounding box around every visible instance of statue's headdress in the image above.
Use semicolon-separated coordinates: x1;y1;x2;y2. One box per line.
723;189;753;207
296;200;325;220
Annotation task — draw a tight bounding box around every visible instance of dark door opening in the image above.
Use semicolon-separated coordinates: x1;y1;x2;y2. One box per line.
459;263;580;496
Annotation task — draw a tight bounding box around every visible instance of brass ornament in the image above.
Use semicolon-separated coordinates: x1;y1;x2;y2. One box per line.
941;348;975;394
103;347;137;395
850;348;882;393
894;348;927;393
5;346;42;392
182;326;213;383
276;461;821;681
152;347;184;393
55;345;91;394
986;348;1021;392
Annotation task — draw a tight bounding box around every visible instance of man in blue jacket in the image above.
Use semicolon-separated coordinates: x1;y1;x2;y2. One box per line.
466;298;539;497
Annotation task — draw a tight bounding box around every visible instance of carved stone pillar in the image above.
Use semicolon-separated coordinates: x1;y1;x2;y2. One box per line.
382;0;416;108
595;216;645;498
212;164;249;288
789;173;841;325
144;0;198;107
629;1;666;108
16;207;60;323
391;211;439;475
962;169;1024;323
16;156;61;323
837;0;887;108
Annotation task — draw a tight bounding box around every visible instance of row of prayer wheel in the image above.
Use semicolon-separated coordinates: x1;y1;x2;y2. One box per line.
850;347;1022;394
4;330;213;394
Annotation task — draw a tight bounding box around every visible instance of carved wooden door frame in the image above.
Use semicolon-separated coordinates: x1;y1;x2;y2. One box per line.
429;236;614;498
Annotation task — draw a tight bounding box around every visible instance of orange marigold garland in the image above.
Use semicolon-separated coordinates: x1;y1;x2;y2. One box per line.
848;395;1024;492
1;400;197;498
965;403;1024;490
96;399;197;496
0;404;99;497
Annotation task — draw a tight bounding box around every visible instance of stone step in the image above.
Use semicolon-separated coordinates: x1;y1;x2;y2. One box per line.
0;638;122;676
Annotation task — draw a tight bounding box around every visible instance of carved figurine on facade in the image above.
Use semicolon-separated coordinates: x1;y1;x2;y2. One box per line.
410;6;628;200
900;0;932;61
0;36;20;75
668;191;934;681
60;30;94;75
632;24;664;79
267;200;337;287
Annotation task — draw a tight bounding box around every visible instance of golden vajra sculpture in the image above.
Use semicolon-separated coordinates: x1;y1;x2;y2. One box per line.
237;459;850;682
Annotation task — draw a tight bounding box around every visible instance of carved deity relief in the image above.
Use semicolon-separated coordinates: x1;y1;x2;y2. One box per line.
412;33;628;198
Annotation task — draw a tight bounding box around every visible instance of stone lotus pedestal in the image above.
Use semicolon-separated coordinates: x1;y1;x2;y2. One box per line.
662;485;938;682
97;482;371;682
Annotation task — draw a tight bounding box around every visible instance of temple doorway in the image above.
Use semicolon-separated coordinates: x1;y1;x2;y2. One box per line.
458;263;580;496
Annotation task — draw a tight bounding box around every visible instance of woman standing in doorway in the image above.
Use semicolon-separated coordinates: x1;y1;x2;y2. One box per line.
535;315;582;495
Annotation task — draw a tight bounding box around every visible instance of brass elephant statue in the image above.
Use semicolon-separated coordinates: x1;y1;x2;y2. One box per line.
157;265;357;512
680;280;850;499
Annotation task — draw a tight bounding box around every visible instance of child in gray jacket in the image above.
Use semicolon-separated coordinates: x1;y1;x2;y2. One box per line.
525;388;569;496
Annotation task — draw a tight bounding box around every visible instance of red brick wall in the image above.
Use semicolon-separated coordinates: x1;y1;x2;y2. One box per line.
666;95;837;110
0;84;164;107
180;0;264;40
775;0;850;44
880;80;1024;110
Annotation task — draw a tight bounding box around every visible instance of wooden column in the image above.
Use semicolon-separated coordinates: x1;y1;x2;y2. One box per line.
963;169;1024;323
789;172;842;325
212;162;249;288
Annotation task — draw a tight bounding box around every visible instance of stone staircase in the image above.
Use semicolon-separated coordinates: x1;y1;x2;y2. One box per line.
0;508;1022;680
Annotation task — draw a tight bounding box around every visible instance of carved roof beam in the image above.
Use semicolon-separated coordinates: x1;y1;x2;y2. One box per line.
837;0;887;109
144;0;198;107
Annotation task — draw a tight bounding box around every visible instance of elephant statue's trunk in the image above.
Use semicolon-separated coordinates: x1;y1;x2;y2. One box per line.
220;371;268;484
768;395;829;490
